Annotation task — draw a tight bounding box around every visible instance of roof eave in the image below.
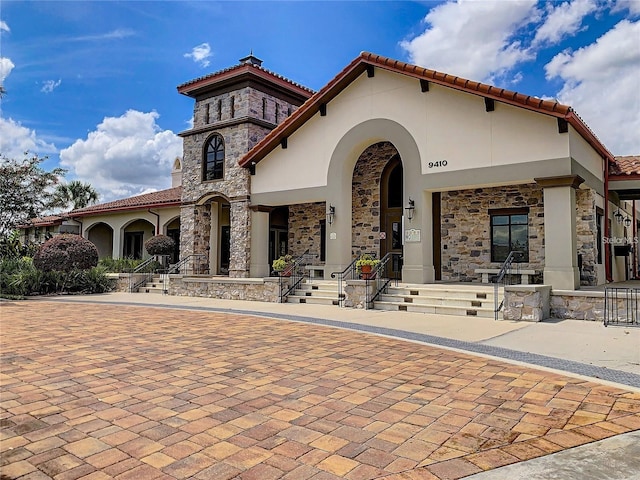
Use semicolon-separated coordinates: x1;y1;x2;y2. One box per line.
69;201;182;218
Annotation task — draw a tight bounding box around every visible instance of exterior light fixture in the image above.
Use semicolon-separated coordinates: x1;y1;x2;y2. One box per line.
327;204;335;225
624;216;632;227
405;198;415;221
615;209;624;224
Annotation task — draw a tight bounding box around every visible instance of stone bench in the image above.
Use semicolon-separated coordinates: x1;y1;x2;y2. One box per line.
475;268;540;285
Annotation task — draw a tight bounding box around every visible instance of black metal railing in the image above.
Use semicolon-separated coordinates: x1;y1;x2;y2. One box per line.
604;287;639;326
330;257;359;307
167;254;208;275
366;252;402;309
128;255;169;293
493;251;517;320
278;250;314;303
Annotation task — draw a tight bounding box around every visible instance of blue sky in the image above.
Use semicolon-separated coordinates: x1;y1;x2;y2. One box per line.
1;0;639;203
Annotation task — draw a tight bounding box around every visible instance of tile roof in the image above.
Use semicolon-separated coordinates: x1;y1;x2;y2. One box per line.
177;60;314;98
24;215;65;227
68;186;182;217
610;155;640;177
239;52;614;168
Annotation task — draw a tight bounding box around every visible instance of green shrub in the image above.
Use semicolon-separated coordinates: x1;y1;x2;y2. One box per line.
33;234;98;272
98;257;143;272
144;235;175;256
0;257;115;298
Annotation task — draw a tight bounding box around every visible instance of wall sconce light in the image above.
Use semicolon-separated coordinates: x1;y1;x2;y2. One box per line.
405;198;415;221
624;216;632;227
327;204;335;225
615;209;624;224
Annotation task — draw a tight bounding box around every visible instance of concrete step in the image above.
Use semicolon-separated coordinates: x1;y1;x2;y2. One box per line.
373;300;495;318
377;293;494;308
286;295;340;306
386;285;497;301
136;285;165;294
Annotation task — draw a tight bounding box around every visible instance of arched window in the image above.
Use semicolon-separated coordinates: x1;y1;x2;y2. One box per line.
203;134;224;181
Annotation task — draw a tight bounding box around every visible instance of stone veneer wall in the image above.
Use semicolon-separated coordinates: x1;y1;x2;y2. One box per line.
576;188;599;286
288;202;325;260
550;292;605;321
351;142;399;257
169;276;281;302
441;184;544;282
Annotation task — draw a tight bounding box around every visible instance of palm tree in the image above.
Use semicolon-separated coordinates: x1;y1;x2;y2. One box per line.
55;180;99;211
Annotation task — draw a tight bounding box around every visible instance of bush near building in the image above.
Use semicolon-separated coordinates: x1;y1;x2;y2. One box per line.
33;234;99;272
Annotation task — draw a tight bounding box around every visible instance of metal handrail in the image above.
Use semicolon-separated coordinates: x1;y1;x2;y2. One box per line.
330;257;359;307
366;252;402;309
493;251;517;320
167;254;207;275
278;250;314;303
128;256;168;293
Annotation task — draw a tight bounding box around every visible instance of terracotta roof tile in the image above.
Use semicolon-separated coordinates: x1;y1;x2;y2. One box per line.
239;52;614;168
611;155;640;176
69;186;182;217
177;61;314;97
23;215;65;227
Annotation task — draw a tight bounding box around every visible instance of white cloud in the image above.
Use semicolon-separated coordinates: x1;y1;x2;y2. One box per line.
0;57;14;83
400;0;539;83
59;110;183;201
184;42;212;68
71;28;135;42
41;79;62;93
0;20;9;32
545;20;640;155
613;0;640;16
533;0;598;45
0;117;57;159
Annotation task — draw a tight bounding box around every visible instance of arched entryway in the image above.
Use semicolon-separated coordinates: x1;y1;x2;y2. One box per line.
122;219;155;259
381;156;403;278
194;195;231;275
86;222;113;259
351;141;403;278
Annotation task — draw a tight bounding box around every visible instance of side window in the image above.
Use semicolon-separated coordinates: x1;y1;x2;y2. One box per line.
490;209;529;263
203;134;224;181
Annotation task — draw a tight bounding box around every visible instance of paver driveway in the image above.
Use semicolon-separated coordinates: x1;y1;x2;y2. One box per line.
1;301;639;480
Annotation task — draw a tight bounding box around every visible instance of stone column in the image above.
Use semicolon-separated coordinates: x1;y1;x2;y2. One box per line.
229;196;251;278
250;207;271;277
535;175;584;290
179;205;196;260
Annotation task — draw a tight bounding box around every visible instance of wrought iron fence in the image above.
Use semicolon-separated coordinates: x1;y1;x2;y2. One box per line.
604;287;639;326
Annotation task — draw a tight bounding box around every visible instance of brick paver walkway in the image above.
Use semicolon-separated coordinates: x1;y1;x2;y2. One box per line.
1;301;639;480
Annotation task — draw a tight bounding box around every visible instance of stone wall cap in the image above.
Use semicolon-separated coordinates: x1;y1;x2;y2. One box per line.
181;277;271;285
552;289;605;298
505;284;551;293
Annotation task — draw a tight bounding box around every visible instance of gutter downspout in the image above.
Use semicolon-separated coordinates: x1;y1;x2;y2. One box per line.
148;209;160;235
604;157;613;282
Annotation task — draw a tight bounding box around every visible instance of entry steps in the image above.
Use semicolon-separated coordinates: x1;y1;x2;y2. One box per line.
286;280;341;306
136;276;166;294
288;281;499;317
374;284;498;318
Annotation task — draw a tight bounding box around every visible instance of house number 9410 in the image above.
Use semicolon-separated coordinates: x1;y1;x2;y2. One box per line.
428;160;448;168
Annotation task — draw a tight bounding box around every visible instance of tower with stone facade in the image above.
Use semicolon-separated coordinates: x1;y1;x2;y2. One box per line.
176;54;313;277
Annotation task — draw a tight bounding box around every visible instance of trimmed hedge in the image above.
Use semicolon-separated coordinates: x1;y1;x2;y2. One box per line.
145;234;175;256
33;234;99;272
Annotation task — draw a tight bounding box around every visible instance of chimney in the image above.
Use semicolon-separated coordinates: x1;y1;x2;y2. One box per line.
171;157;182;187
